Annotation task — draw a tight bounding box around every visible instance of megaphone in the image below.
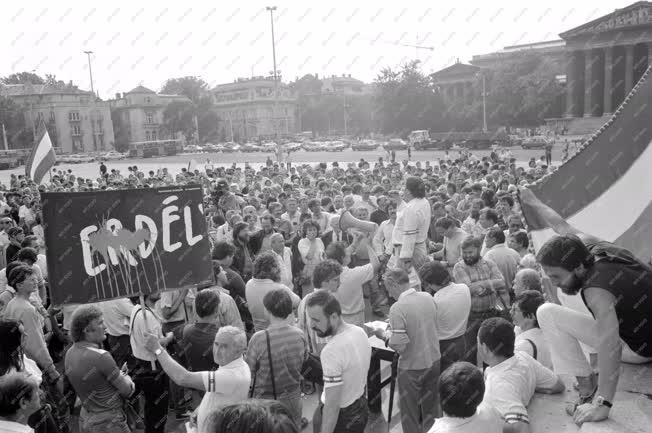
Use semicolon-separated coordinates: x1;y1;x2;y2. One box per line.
338;210;378;235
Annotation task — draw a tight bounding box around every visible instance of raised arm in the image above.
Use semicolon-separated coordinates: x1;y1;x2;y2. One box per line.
144;332;204;390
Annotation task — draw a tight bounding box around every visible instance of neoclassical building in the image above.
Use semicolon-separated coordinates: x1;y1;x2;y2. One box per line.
432;1;652;134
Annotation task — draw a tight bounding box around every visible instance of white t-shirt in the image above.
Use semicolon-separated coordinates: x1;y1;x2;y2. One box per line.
98;298;135;337
129;306;164;361
428;403;503;433
335;264;374;315
514;327;553;370
321;324;371;408
0;420;34;433
483;352;559;424
197;357;251;433
433;283;471;340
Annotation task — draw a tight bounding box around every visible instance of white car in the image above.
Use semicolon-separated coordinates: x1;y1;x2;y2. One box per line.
184;145;204;153
66;154;96;163
101;151;126;161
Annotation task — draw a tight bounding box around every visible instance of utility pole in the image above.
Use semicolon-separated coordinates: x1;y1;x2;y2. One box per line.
482;73;487;132
343;93;348;136
266;6;278;139
83;50;95;97
2;123;8;150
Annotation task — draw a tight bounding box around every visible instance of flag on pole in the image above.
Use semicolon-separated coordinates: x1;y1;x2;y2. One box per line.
519;65;652;262
25;121;56;184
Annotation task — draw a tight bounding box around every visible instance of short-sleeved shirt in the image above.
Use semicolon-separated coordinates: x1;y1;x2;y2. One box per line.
246;324;307;399
197;357;251;433
245;279;298;332
65;342;134;413
98;298;134;337
335;264;374;316
129;306;164;362
515;327;553;370
433;283;471;340
427;403;503;433
321;324;371;408
483;352;559;424
182;323;219;372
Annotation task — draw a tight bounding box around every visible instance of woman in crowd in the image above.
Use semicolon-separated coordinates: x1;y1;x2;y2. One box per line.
204;400;298;433
297;220;324;294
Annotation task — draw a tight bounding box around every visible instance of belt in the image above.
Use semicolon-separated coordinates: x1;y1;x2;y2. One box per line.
393;241;425;247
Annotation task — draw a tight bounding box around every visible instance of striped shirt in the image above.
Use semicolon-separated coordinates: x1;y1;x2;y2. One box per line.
321;324;371;407
453;258;506;313
245;324;307;399
388;289;440;370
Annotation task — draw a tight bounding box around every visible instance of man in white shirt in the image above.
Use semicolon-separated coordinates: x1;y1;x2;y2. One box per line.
143;326;250;433
307;291;371;433
419;261;471;372
428;362;502;433
129;292;174;433
512;291;553;370
270;233;293;289
372;201;396;258
483;227;521;299
214;210;239;244
479;317;565;432
325;235;380;326
432;217;467;269
98;297;135;368
390;177;432;287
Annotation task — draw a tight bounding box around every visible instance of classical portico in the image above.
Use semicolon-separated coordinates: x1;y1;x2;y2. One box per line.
562;2;652;119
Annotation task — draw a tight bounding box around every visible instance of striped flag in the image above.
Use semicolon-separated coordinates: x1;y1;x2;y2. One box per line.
25;122;56;184
519;66;652;263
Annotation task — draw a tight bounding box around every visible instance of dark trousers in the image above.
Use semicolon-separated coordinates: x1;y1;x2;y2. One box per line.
162;321;189;413
132;360;169;433
313;395;368;433
107;334;133;369
439;334;467;373
464;311;495;365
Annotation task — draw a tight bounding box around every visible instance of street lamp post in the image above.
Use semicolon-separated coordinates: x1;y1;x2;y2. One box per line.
266;6;278;139
83;50;95;97
482;73;487;132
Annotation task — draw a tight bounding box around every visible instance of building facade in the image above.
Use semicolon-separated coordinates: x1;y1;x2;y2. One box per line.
0;83;114;153
430;62;481;106
212;76;297;141
320;74;372;95
110;86;190;148
432;2;652;134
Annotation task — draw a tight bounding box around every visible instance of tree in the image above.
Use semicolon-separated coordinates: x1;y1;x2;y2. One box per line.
0;96;32;149
1;72;45;85
161;77;209;104
162;100;196;141
290;74;324;135
111;108;129;152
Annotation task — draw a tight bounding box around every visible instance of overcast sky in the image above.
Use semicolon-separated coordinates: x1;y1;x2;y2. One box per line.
1;0;634;98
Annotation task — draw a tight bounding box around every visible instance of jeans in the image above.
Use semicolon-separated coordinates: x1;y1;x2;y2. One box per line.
132;360;169;433
79;407;131;433
313;395;368;433
397;362;441;433
537;303;652;377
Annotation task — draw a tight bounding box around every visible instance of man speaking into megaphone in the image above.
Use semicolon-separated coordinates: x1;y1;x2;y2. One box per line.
389;176;432;287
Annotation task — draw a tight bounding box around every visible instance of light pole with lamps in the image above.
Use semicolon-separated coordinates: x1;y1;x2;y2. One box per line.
266;6;278;139
476;71;488;132
83;50;95;98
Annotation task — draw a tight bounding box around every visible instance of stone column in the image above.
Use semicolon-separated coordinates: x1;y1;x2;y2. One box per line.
565;51;577;118
625;44;634;94
584;50;594;117
463;82;471;105
603;46;613;115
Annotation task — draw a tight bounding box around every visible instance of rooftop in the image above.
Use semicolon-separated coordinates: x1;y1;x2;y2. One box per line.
0;83;92;97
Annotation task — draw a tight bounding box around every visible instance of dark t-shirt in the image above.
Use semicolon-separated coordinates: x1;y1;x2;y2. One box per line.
182;322;219;372
370;210;388;225
580;241;652;357
5;244;20;264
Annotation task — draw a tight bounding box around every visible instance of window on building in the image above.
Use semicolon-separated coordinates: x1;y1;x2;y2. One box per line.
69;111;80;121
99;134;104;149
49;111;56;122
145;97;151;103
151;130;157;140
146;131;151;140
146;112;154;124
72;125;81;136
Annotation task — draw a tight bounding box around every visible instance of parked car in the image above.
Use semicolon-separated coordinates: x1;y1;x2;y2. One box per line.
240;142;263;152
260;142;277;152
100;151;126;161
323;140;347;152
351;140;379;151
66;154;96;163
521;136;552;149
184;145;204;153
383;138;408;150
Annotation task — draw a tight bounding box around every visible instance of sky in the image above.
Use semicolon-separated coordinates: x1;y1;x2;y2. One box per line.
0;0;635;99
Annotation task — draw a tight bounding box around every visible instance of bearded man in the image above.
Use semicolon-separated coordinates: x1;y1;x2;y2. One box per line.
452;236;506;364
519;188;652;426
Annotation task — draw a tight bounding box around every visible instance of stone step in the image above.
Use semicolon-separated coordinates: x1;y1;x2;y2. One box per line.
565;116;611;135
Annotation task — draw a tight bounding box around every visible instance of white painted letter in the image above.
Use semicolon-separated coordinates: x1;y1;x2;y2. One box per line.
162;196;182;252
135;215;158;258
80;225;106;276
184;205;203;246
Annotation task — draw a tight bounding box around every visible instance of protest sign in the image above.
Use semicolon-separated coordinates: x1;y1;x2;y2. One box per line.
41;184;213;305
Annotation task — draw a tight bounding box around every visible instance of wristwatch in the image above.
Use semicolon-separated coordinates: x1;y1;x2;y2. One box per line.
154;347;163;357
595;396;613;408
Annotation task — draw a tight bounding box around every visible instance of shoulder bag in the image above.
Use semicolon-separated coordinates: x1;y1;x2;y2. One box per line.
300;304;324;385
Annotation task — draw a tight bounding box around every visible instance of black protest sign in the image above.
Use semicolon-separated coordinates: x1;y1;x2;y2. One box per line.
41;185;213;305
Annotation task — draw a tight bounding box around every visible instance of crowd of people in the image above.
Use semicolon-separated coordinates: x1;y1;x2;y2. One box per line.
0;149;650;433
